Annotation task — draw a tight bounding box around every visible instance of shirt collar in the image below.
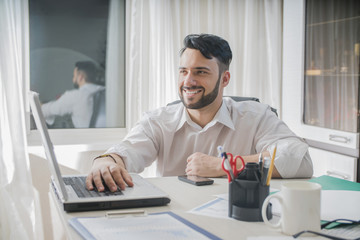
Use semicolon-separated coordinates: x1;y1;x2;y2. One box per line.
175;104;188;132
175;100;235;132
213;100;235;130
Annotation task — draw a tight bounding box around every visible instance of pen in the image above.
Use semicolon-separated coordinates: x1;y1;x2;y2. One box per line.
258;152;263;175
261;157;270;186
217;146;234;181
266;145;277;186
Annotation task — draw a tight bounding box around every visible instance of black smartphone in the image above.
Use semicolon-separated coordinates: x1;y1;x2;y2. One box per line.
178;175;214;186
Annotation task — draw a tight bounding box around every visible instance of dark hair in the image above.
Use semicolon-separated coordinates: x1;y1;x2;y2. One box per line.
75;61;98;84
180;34;232;73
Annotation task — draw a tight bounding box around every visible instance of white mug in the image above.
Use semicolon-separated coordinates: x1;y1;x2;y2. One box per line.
261;181;321;235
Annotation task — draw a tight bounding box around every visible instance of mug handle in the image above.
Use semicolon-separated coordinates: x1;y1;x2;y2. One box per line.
262;193;282;229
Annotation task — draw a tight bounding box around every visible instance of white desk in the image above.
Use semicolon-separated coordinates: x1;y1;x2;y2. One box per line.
50;177;297;240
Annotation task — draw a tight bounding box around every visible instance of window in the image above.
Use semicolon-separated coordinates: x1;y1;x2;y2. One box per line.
303;0;360;133
29;0;125;130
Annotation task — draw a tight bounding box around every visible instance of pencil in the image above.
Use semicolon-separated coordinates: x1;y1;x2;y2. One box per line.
266;145;277;186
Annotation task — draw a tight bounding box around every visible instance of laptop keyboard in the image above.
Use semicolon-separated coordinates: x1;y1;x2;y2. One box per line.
63;176;123;198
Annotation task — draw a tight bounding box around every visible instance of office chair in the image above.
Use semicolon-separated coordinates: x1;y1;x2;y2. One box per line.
167;96;278;116
89;89;106;128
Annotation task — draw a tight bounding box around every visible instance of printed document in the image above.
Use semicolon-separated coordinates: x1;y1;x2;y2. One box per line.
69;211;220;240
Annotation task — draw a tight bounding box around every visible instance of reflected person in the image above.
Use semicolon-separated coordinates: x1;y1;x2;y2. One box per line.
41;61;105;128
86;34;313;192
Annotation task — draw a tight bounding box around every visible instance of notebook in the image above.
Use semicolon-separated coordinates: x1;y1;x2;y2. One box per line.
28;91;170;212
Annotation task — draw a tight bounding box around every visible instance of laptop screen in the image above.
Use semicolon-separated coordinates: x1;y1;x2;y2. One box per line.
28;91;69;201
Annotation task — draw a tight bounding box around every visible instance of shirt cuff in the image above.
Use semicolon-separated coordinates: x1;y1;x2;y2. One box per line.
268;139;310;178
105;145;145;173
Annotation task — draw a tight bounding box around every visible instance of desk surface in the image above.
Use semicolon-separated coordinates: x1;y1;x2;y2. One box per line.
51;176;299;240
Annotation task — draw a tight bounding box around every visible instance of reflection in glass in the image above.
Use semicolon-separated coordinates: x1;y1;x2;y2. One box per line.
29;0;125;129
40;61;106;128
303;0;360;133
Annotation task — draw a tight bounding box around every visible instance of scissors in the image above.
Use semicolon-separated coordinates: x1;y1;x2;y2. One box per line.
221;152;245;182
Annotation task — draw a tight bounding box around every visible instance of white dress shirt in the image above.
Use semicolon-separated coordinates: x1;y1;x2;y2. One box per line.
42;83;105;128
107;97;313;178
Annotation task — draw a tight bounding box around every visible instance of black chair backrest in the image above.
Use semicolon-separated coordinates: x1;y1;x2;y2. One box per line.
89;89;106;128
167;96;277;116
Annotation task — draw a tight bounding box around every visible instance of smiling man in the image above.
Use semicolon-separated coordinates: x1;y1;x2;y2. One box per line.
86;34;313;192
178;41;230;128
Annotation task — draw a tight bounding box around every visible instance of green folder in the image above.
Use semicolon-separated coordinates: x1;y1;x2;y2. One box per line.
309;175;360;229
309;175;360;191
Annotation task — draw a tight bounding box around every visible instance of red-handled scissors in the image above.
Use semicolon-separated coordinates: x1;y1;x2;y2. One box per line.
221;152;245;182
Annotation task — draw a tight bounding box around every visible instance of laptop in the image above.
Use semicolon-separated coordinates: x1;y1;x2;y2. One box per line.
28;91;170;212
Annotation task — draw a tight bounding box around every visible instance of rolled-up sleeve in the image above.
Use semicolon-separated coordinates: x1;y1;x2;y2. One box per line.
254;105;313;178
266;139;313;178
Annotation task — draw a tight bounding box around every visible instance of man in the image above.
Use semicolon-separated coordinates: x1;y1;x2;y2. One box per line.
41;61;105;128
86;34;313;192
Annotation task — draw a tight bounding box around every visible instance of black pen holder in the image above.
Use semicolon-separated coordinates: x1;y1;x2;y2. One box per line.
229;179;272;222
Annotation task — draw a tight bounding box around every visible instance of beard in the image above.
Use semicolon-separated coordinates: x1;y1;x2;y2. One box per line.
179;76;221;109
73;82;79;89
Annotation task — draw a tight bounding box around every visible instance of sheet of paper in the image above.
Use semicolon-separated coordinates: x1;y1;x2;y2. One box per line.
214;193;228;200
189;197;229;219
247;225;360;240
190;190;360;222
321;190;360;221
256;190;360;220
190;189;279;219
70;212;220;240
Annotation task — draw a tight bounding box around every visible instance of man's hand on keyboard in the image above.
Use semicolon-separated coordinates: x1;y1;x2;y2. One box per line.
86;154;134;192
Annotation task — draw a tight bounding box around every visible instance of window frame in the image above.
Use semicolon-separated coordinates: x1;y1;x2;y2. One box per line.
26;0;128;151
27;127;128;150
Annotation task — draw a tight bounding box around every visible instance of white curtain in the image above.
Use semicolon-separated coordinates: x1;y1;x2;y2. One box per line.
0;0;42;239
126;0;283;128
